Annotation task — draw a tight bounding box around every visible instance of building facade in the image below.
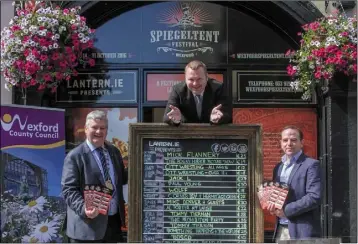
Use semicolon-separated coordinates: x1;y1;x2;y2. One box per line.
1;1;357;243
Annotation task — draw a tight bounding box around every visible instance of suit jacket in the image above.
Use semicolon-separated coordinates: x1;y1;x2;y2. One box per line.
61;141;128;241
163;78;232;125
272;153;321;240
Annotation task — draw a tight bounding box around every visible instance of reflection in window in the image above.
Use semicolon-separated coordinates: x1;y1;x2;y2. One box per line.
3;159;48;198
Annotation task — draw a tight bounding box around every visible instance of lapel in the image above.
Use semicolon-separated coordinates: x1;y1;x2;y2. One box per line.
201;83;211;120
105;142;119;187
287;153;306;185
83;142;105;185
276;163;284;182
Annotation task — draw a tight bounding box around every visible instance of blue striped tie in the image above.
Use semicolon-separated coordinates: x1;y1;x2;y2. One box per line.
96;147;111;182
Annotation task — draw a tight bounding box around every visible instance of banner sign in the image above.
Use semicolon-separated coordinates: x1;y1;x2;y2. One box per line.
56;71;137;103
146;73;223;101
1;105;66;243
237;72;306;102
141;2;227;63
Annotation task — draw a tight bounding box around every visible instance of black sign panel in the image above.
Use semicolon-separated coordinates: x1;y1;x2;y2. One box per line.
141;2;227;64
237;73;305;102
56;71;137;103
91;11;142;64
142;139;249;243
227;8;293;64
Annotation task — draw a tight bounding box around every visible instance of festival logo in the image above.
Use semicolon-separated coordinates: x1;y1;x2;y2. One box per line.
150;2;221;58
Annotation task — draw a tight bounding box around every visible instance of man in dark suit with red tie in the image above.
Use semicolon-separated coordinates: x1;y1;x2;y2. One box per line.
163;60;232;125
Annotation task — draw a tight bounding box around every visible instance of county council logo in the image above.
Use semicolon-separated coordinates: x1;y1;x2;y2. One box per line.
1;113;27;132
150;2;220;58
1;113;59;139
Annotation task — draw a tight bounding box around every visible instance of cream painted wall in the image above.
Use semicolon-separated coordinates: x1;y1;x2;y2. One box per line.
1;1;14;104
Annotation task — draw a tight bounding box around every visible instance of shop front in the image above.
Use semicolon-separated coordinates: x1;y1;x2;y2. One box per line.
12;1;356;243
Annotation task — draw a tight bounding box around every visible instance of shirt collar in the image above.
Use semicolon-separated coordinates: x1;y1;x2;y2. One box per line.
86;139;103;152
281;150;302;165
192;91;204;97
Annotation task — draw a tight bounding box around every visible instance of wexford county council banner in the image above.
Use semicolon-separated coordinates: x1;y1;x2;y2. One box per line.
1;105;66;243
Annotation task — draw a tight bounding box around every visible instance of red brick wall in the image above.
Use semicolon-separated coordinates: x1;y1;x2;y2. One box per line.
233;108;317;230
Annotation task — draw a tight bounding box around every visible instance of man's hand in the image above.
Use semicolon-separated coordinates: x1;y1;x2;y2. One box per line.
167;105;182;123
267;202;276;215
85;207;99;219
274;208;286;218
267;202;286;218
210;104;223;124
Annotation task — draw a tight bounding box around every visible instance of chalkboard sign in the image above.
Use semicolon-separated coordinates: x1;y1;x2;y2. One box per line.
129;124;263;243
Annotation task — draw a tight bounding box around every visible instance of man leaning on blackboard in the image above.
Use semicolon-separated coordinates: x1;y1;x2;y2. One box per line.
163;60;232;125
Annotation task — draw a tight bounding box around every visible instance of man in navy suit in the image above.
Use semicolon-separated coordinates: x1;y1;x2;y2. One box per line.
268;125;321;241
163;60;232;125
61;110;127;243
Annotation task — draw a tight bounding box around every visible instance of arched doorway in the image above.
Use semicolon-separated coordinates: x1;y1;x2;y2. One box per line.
53;1;325;243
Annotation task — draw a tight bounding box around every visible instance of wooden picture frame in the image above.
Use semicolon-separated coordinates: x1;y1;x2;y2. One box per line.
128;123;263;243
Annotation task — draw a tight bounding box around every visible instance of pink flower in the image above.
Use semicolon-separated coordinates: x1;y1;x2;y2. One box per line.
51;86;57;93
43;73;52;82
38;84;46;90
40;55;48;62
30;79;37;86
10;25;21;32
69;54;77;62
87;40;94;48
65;47;73;54
56;72;63;80
71;24;77;30
286;65;297;76
47;32;53;38
72;34;79;40
32;49;40;58
59;61;67;68
308;22;320;31
52;53;60;60
323;72;331;79
23;36;30;43
314;71;322;79
89;58;95;67
24;49;31;57
73;40;80;46
39;38;48;46
63;9;70;14
15;60;24;69
25;62;40;75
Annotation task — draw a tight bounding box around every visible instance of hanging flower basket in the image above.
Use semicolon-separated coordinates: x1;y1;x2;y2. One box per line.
286;14;357;100
0;0;96;94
